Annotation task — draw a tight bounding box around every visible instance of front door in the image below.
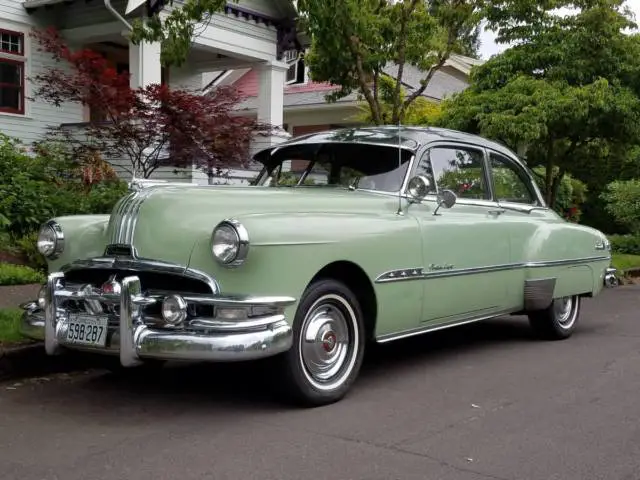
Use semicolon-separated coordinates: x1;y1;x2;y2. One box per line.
410;143;512;324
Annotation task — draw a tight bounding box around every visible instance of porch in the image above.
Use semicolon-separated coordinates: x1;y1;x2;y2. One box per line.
20;0;300;183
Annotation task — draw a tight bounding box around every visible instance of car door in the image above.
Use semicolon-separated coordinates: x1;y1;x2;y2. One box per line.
409;142;513;324
484;148;555;308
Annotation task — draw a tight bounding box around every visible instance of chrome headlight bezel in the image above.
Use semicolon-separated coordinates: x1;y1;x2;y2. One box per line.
210;218;250;268
36;220;65;259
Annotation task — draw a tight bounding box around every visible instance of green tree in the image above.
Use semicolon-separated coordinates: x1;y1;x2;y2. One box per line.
296;0;485;125
437;0;640;208
600;179;640;233
129;0;231;66
352;75;443;125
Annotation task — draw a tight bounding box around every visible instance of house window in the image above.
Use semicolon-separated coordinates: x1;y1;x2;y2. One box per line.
284;50;306;86
0;29;25;115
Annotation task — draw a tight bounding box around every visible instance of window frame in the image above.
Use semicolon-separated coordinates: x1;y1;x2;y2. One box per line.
485;148;542;207
0;55;25;115
283;49;308;86
0;28;24;56
411;141;494;203
0;28;25;115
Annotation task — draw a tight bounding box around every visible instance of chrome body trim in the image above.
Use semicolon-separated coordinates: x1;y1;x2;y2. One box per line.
109;187;160;245
376;308;515;343
523;278;556;310
21;272;297;363
374;255;612;284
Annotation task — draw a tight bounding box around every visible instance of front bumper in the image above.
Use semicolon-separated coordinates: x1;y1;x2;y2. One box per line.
20;272;296;366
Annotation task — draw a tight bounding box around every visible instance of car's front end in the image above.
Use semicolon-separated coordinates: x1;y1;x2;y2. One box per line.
19;188;298;366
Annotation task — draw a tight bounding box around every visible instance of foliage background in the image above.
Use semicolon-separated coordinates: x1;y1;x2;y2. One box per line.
0;134;127;271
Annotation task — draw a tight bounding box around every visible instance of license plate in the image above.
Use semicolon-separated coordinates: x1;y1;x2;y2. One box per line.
66;314;109;347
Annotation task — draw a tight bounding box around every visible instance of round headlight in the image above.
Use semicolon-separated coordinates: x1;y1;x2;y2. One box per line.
36;220;64;259
161;294;188;325
211;219;249;267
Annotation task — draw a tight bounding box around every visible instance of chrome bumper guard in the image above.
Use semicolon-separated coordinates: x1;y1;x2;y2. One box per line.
604;267;619;288
20;272;297;365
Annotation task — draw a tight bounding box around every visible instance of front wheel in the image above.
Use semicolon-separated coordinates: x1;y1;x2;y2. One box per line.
280;279;366;407
528;295;581;340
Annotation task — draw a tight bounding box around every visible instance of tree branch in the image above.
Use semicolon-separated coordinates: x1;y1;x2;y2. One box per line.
401;16;459;117
348;35;382;124
391;0;420;124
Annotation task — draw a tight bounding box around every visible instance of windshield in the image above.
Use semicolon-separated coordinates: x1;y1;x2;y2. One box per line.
251;142;414;193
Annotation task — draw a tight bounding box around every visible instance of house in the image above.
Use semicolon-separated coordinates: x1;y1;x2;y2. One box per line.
197;50;483;183
207;52;484;138
0;0;301;183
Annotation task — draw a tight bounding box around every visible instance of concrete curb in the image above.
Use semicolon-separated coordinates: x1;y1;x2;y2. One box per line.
0;341;96;382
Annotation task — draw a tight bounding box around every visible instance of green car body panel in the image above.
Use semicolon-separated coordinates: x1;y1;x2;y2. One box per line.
22;126;613;389
44;184;609;341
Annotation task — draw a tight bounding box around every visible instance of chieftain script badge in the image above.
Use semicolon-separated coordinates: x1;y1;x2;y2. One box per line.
428;263;454;271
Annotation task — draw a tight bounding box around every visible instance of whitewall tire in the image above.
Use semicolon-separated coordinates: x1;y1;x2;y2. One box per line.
528;295;581;340
280;279;366;406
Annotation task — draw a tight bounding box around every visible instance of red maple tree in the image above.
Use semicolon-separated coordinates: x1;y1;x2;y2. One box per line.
30;27;272;181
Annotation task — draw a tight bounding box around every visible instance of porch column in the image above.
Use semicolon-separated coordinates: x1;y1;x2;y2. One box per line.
128;38;162;88
251;60;291;158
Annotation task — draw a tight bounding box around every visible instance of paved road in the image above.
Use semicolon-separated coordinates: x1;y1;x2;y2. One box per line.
1;286;639;480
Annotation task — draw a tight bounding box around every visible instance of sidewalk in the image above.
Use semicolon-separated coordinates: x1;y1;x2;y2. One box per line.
0;284;40;309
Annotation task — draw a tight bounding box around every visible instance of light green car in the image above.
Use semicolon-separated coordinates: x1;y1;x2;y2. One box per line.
20;126;616;406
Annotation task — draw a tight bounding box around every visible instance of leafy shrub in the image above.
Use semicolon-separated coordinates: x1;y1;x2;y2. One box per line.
607;234;640;256
13;232;47;272
0;262;45;286
600;179;640;233
0;134;127;239
531;168;588;222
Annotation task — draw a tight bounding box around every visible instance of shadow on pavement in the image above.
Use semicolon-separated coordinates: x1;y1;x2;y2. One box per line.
4;313;553;415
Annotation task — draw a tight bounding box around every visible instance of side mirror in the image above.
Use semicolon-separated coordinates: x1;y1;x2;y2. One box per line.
406;175;431;203
433;189;457;216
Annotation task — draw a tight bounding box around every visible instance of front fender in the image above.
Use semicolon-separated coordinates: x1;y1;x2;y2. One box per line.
45;215;110;272
187;212;424;335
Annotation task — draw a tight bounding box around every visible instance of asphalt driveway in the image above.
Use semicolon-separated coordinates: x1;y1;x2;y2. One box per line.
0;286;638;480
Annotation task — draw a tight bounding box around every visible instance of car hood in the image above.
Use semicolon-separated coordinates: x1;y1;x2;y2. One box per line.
107;185;395;265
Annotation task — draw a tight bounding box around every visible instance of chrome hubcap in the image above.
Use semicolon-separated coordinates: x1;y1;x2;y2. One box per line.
299;294;359;391
554;296;576;328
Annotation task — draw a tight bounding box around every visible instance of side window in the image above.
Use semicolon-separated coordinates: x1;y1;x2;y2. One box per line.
489;152;536;204
415;146;489;200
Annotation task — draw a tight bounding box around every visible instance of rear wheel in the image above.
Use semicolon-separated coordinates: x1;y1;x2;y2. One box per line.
280;279;366;406
528;295;581;340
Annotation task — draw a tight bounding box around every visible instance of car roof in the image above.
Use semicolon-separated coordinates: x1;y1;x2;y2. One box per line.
254;125;519;162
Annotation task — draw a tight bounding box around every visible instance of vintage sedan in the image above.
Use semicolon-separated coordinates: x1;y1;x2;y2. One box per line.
20;126;616;406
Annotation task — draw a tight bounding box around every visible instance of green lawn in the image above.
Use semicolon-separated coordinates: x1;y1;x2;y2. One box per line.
611;253;640;274
0;308;24;345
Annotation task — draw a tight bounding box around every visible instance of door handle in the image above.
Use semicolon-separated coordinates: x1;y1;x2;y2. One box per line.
488;208;506;216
